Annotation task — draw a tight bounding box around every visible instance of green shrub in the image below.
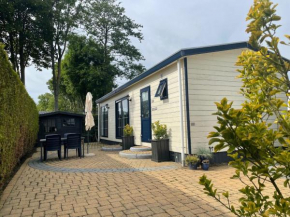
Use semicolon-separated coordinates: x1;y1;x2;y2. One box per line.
0;44;39;191
185;155;200;164
196;147;213;159
152;121;168;140
123;124;133;137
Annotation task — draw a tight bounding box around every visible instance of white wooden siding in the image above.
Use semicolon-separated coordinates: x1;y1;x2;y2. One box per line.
187;49;246;153
99;47;288;155
99;61;188;154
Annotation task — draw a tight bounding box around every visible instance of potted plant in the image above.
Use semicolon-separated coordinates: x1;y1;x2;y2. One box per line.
122;124;134;150
185;155;200;170
151;121;170;162
201;159;210;170
196;147;213;170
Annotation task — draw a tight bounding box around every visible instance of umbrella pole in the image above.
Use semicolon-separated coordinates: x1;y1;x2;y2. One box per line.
87;130;89;154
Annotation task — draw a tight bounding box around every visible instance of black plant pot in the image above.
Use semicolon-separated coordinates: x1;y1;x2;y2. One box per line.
151;139;170;162
122;136;134;150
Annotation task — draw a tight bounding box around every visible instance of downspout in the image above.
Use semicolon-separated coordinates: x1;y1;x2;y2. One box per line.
184;58;192;154
97;103;101;142
177;59;185;166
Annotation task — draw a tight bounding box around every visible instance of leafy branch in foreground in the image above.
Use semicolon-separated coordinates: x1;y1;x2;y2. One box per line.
199;0;290;216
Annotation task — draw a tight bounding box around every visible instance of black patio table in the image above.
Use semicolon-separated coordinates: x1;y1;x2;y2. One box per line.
39;137;85;161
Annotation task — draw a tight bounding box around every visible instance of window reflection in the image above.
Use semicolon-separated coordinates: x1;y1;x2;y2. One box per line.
101;107;108;137
116;98;129;138
141;91;149;118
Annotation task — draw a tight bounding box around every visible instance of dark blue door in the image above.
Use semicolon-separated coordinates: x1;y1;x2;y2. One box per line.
140;86;151;142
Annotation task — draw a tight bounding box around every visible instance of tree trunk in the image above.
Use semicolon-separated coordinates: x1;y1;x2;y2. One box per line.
50;42;58;111
54;57;62;111
9;33;17;74
54;88;59;111
20;61;25;85
19;31;25;85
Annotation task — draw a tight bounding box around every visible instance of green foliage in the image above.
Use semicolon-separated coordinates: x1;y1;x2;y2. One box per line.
0;44;38;191
56;35;117;110
48;0;85;111
44;0;146;112
123;124;133;137
185;155;200;164
152;121;168;140
0;0;50;84
37;92;77;112
84;0;145;80
199;1;290;216
196;147;213;159
37;93;54;111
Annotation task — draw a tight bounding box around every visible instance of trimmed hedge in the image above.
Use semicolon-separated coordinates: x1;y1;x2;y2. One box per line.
0;44;39;190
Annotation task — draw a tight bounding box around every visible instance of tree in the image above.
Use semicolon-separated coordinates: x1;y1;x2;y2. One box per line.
60;35;117;109
37;93;54;111
47;0;84;111
0;0;50;84
85;0;145;80
199;1;290;216
37;92;76;112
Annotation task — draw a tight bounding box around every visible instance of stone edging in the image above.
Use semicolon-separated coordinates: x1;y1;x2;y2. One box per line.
119;151;152;159
28;159;179;173
101;146;123;151
130;146;152;152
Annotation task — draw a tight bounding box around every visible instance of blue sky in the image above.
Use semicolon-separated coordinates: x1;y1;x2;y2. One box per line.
26;0;290;103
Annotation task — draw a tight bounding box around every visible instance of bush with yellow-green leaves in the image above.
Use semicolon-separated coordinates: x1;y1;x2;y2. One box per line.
152;121;168;140
199;1;290;216
0;44;39;191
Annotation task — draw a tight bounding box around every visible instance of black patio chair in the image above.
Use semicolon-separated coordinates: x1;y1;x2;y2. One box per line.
44;134;62;161
64;133;82;159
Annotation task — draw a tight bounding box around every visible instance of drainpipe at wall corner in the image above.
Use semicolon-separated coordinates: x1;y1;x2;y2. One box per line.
97;103;100;142
177;59;185;167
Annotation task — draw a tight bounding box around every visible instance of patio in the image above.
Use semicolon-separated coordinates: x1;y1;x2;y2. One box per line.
0;144;287;217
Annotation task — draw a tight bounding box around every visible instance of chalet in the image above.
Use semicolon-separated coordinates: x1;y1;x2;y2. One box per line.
95;42;254;163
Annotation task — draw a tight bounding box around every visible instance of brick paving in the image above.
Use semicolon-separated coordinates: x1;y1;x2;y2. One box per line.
0;144;288;217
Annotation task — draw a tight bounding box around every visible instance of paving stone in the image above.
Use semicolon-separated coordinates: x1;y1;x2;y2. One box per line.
0;145;288;217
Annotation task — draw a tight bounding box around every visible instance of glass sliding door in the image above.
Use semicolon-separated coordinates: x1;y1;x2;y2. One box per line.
101;106;108;137
116;98;129;138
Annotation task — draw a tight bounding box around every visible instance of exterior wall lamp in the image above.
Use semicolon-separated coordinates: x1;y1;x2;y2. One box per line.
105;104;110;109
127;94;132;102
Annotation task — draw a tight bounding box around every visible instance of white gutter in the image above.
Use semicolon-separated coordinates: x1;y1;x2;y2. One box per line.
97;103;100;142
177;59;185;167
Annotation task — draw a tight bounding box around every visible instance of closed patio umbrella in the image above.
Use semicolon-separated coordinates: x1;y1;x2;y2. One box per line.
85;92;95;155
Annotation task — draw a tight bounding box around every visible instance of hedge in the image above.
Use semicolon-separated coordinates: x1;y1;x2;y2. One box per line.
0;44;39;191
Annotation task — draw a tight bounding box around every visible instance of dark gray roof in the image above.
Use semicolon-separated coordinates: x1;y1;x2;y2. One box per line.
39;111;85;117
96;41;253;103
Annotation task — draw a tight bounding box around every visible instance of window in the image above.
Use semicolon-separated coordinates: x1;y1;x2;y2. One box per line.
63;118;75;127
141;91;149;118
101;106;108;137
116;98;129;138
42;118;56;133
155;78;168;99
